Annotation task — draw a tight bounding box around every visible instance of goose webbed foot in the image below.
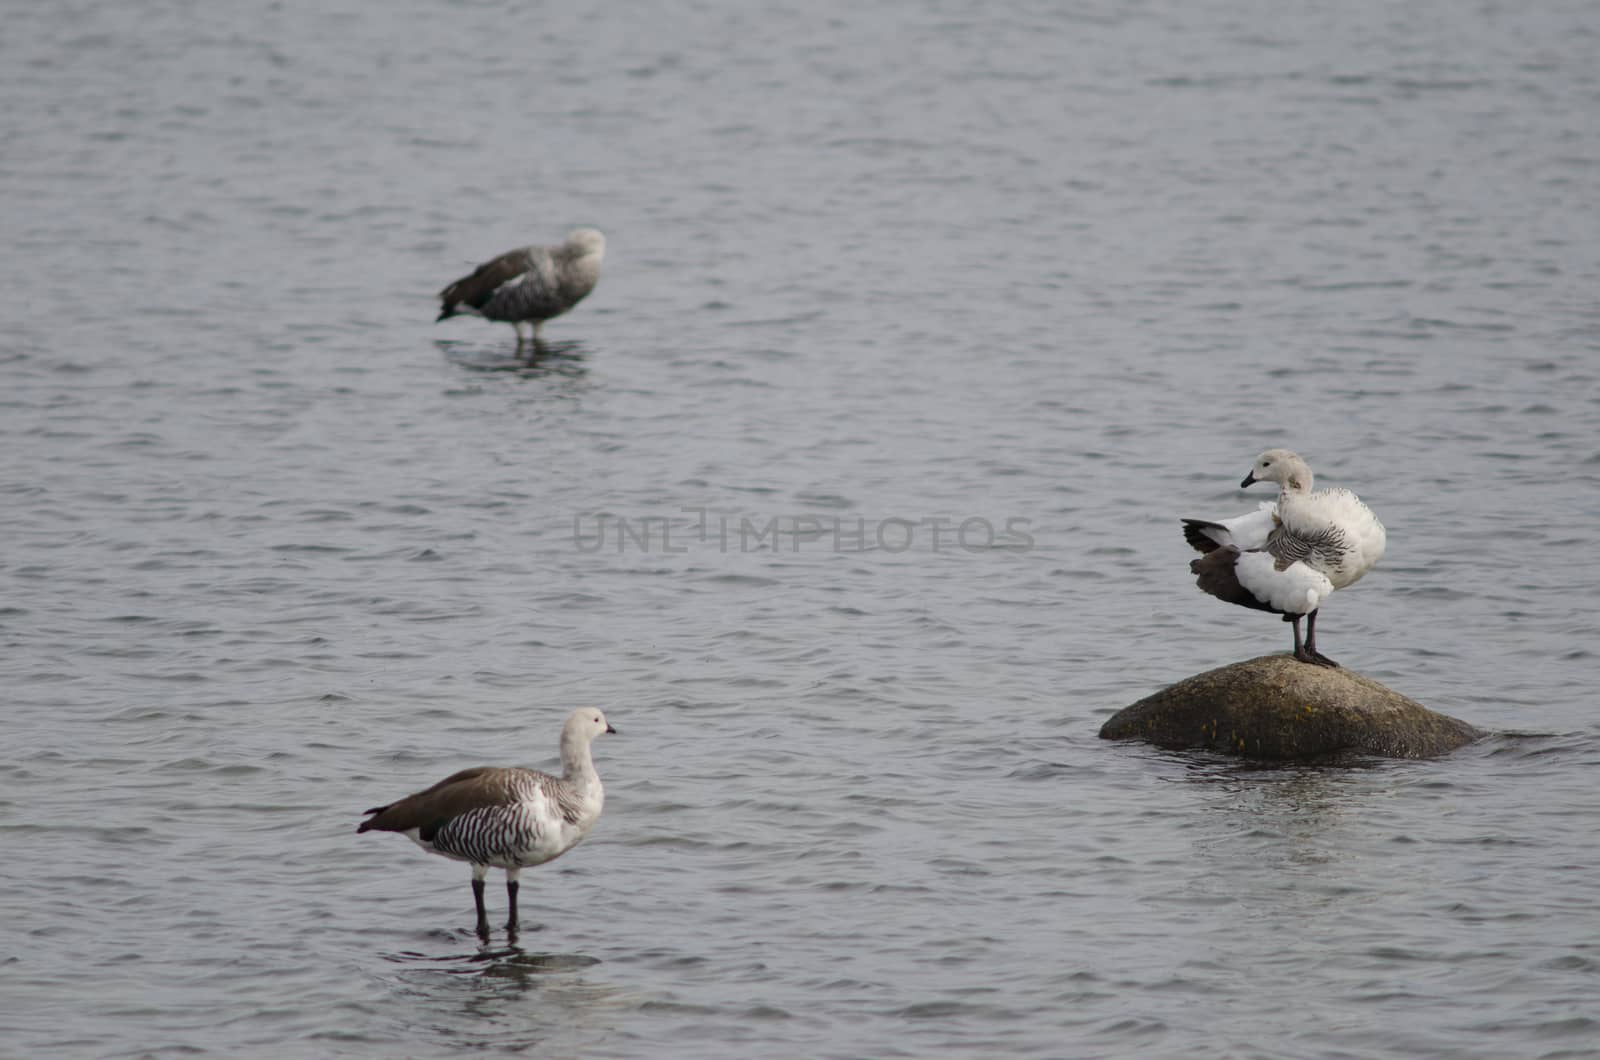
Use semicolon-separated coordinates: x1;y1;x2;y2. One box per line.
1294;647;1340;668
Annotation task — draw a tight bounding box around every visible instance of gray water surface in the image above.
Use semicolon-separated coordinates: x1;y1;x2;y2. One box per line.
4;0;1600;1057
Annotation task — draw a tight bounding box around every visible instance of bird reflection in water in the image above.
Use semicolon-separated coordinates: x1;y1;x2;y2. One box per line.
378;939;613;1052
435;337;592;380
386;936;599;975
1178;757;1384;874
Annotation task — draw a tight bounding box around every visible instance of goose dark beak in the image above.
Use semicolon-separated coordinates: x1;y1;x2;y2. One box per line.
1240;472;1257;488
606;723;618;734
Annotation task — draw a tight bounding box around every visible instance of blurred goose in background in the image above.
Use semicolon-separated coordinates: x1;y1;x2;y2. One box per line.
436;227;606;344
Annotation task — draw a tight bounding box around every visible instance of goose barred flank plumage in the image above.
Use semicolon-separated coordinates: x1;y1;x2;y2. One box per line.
1264;520;1352;574
430;793;546;866
420;773;587;865
357;708;616;938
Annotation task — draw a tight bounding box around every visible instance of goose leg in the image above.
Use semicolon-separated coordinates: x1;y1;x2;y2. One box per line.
1286;611;1337;669
471;864;491;939
505;868;521;935
1299;611;1337;669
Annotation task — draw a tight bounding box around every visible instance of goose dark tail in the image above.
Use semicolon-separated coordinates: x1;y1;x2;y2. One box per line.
1181;518;1227;553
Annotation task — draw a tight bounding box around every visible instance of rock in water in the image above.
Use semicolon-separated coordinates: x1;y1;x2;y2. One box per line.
1099;655;1482;759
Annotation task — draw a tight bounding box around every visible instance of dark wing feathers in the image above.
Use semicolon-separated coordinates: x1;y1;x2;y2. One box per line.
1181;518;1227;554
437;248;530;319
356;766;518;835
1190;546;1280;614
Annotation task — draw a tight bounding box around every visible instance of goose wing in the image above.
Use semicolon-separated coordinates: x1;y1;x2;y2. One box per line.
1182;501;1277;553
438;248;532;317
358;766;520;837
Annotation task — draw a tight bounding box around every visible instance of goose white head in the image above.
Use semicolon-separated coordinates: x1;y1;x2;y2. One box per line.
563;227;607;260
1241;448;1313;493
566;706;616;741
559;707;616;771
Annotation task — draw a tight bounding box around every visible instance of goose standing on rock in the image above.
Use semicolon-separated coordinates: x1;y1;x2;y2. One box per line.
1183;449;1386;667
436;227;606;345
357;708;616;938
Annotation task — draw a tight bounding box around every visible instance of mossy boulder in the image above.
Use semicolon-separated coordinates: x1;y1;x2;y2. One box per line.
1099;654;1483;759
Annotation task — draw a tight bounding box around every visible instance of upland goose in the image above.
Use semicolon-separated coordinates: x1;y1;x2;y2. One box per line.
436;228;605;344
358;708;616;938
1183;449;1386;667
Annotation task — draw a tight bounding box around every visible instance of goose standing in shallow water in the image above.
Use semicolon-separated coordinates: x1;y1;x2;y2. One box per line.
357;708;616;938
436;227;606;345
1183;449;1386;667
